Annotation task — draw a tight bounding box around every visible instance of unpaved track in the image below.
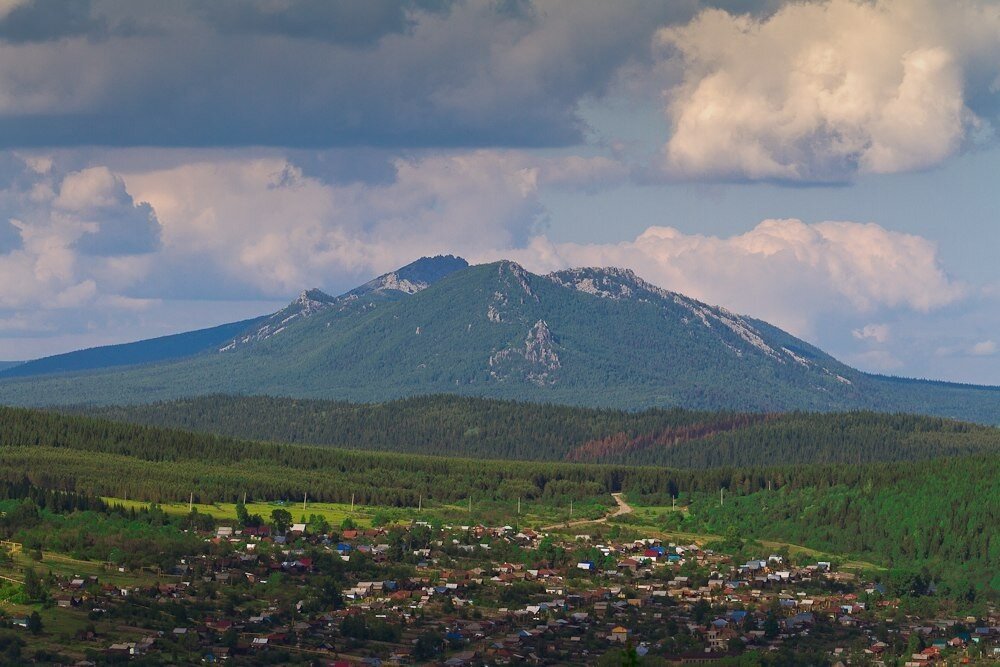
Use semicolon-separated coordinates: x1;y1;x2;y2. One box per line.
541;492;632;531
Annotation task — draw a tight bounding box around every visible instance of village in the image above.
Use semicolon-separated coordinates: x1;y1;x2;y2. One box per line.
3;513;997;666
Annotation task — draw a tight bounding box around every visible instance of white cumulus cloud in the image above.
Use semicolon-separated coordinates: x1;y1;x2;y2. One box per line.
655;0;1000;181
0;159;160;309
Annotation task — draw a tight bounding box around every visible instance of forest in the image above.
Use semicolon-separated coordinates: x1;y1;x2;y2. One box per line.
657;455;1000;597
75;394;1000;467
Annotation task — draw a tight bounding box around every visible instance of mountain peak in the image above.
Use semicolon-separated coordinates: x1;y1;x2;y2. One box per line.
351;255;469;297
494;260;537;299
296;288;336;306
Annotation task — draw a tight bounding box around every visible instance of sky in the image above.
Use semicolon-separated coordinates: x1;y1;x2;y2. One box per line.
0;0;998;385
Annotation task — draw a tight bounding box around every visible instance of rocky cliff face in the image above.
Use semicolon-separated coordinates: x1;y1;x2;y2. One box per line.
487;319;560;385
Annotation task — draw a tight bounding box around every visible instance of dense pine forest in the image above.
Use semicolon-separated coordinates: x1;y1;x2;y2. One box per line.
663;455;1000;597
0;405;997;598
75;394;1000;467
0;404;842;506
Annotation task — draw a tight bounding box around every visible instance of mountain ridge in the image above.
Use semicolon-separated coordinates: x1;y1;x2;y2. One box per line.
219;254;469;351
0;256;998;423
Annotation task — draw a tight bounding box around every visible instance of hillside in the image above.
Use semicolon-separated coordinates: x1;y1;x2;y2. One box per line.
0;257;998;422
76;394;1000;468
0;316;266;379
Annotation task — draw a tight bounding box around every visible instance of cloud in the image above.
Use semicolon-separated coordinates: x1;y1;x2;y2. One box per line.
0;1;30;22
0;156;160;312
970;340;996;356
499;218;964;338
195;0;442;46
0;0;106;43
654;0;1000;181
853;324;890;344
54;166;160;255
0;1;696;149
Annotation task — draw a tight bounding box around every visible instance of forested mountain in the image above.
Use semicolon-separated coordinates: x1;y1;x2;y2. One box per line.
0;361;20;372
0;405;996;596
77;395;1000;468
1;257;998;423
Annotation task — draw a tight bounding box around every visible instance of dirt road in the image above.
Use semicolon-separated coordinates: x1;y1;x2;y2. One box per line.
541;492;632;531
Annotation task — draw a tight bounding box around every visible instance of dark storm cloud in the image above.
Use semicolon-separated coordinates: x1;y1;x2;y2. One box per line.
0;0;106;43
197;0;452;46
0;0;714;149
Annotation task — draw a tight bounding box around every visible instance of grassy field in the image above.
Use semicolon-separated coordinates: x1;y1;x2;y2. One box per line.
1;547;174;589
104;496;375;527
100;495;609;531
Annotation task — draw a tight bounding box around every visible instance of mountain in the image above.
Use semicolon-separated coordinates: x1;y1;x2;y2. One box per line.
0;361;21;372
0;256;998;423
0;317;266;380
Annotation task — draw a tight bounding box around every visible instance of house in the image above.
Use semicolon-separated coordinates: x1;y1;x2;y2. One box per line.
707;627;737;651
618;558;640;572
609;626;631;643
444;650;477;665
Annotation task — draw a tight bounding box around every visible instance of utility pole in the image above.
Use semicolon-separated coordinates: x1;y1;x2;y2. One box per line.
243;491;247;505
517;497;521;515
418;494;422;511
720;488;724;507
351;493;355;512
671;495;675;511
303;492;307;513
189;492;194;513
